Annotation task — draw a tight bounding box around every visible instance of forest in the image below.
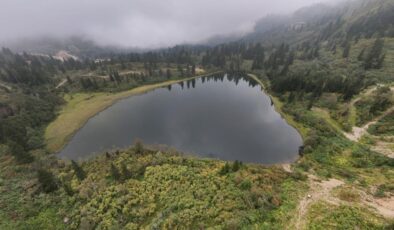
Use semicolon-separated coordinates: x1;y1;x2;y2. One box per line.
0;0;394;229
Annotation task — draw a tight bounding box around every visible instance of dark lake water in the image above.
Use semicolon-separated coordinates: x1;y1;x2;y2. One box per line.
59;74;302;164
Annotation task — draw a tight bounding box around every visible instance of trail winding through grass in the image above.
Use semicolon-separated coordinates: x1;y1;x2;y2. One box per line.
344;105;394;142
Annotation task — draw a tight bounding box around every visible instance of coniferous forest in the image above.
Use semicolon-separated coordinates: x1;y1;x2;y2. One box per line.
0;0;394;229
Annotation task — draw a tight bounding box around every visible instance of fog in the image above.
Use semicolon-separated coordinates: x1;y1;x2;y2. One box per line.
1;0;338;48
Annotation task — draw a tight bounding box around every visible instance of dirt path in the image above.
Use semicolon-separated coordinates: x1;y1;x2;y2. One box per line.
281;163;292;173
0;82;12;91
349;85;379;107
361;191;394;219
294;175;344;230
292;85;394;228
293;175;394;229
344;106;394;141
55;79;68;89
371;137;394;158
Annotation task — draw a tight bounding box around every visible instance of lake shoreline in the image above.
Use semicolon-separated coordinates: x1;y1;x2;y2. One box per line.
248;73;307;139
45;71;223;153
47;72;303;166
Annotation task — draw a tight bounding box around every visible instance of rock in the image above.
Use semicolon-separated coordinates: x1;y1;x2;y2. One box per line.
307;194;312;199
64;217;69;224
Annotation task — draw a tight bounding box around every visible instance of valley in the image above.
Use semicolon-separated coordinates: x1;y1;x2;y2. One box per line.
0;0;393;229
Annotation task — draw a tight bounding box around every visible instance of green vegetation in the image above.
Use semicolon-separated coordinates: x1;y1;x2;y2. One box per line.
368;111;394;136
354;86;393;126
0;144;309;229
1;0;394;228
306;202;388;229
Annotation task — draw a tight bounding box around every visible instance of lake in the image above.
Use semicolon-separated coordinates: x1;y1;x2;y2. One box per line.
59;74;302;164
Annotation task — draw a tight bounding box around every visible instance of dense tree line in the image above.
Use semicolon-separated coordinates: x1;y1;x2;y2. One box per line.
0;48;93;86
0;49;67;163
347;2;394;39
0;91;63;162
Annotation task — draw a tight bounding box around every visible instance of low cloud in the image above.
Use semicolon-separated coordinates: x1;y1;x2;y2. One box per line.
1;0;337;48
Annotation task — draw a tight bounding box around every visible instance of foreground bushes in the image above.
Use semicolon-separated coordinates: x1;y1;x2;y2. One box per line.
55;147;291;229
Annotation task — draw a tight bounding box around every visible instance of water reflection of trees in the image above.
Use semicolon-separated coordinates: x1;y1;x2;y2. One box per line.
166;72;261;91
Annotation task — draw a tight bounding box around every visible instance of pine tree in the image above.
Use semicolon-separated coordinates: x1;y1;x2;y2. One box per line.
134;141;144;154
9;141;33;163
219;162;231;175
37;169;58;193
120;163;132;182
110;163;121;181
342;42;351;58
166;69;172;79
364;38;385;69
376;54;385;69
232;160;241;172
357;48;365;61
71;160;86;180
66;75;73;84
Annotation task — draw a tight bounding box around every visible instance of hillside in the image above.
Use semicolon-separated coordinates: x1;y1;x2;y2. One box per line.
243;0;394;46
0;0;393;229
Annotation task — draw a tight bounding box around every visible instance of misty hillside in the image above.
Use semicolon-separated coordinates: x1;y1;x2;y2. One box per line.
3;37;144;59
1;0;394;229
4;0;393;59
243;0;394;45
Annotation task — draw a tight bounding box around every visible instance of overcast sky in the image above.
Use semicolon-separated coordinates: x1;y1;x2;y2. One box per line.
1;0;338;48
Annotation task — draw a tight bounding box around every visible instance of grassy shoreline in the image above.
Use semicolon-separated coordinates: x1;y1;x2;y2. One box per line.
46;72;305;155
248;73;308;138
45;72;222;153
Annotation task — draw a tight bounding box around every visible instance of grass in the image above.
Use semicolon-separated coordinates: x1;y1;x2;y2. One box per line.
368;110;394;136
306;201;389;230
312;107;344;133
45;72;220;153
348;105;357;128
335;186;361;202
15;69;394;229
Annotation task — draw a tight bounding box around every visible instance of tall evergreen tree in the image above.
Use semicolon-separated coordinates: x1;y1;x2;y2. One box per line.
71;160;86;181
110;163;121;181
37;169;58;193
342;42;351;58
364;38;385;69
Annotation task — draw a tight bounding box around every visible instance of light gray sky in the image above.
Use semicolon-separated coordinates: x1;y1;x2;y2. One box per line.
1;0;337;48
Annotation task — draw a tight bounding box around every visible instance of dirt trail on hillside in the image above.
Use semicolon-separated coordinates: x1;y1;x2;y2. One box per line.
344;106;394;142
371;139;394;158
349;85;379;107
362;192;394;219
0;82;12;91
292;85;394;228
294;175;344;230
293;174;394;229
55;79;68;89
343;85;391;141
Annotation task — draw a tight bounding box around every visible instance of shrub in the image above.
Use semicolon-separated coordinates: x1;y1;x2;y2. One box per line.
290;170;307;181
219;162;231;175
62;182;74;196
338;189;360;202
240;179;252;190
